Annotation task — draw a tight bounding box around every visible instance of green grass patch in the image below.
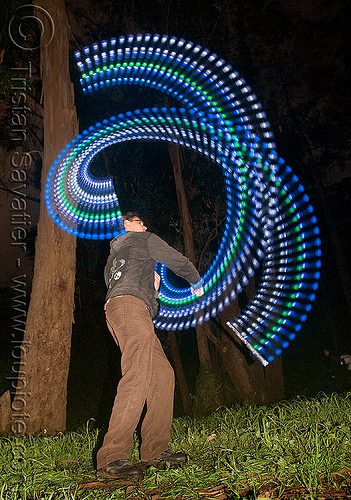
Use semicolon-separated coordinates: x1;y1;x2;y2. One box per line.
1;393;351;499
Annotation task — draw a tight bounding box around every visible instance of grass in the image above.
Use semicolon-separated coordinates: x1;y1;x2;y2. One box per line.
1;393;351;499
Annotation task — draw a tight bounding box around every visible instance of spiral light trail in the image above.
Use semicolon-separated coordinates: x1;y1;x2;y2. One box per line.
45;34;321;365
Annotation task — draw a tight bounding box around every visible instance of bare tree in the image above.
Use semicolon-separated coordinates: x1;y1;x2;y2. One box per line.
168;142;223;412
11;0;78;434
169;142;285;407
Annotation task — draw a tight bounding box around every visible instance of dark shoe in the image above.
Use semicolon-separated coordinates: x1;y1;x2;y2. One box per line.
151;449;187;465
97;459;143;479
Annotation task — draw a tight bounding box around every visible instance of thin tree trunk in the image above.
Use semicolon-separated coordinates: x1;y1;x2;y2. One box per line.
168;332;192;414
168;142;222;412
10;0;78;434
169;143;196;264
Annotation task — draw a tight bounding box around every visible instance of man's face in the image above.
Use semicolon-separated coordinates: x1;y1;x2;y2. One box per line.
124;217;147;232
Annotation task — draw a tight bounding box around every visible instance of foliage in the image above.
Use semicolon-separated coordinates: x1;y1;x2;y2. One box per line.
1;394;351;499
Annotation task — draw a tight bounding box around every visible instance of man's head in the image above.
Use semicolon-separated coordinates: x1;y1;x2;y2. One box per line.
123;212;147;232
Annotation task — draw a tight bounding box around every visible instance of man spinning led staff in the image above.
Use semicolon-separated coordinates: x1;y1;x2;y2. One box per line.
97;212;203;479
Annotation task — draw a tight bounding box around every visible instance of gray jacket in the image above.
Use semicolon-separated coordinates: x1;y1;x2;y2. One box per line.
105;231;201;317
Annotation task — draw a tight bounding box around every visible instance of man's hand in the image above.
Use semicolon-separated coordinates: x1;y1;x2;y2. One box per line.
154;271;161;291
191;284;204;297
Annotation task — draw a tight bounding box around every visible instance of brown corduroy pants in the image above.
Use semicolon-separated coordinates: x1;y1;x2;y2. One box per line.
96;295;175;469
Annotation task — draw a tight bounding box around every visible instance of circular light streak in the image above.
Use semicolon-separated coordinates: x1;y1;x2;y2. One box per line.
45;34;321;366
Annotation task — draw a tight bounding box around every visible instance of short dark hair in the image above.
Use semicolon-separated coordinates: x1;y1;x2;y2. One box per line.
122;212;142;222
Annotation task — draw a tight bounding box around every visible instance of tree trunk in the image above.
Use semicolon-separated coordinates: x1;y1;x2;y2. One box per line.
215;299;285;404
168;142;222;412
168;332;192;414
10;0;78;435
219;331;285;404
0;391;11;433
168;143;196;264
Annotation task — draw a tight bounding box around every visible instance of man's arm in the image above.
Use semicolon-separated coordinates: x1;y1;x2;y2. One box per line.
148;233;201;286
